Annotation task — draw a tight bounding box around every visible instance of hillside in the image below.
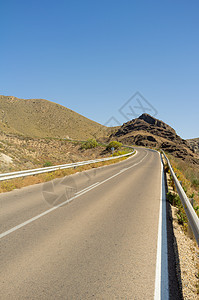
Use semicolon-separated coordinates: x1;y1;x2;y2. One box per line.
110;113;199;164
0;95;106;139
0;132;111;173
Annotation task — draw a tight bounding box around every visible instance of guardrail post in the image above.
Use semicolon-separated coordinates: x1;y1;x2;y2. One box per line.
189;198;194;207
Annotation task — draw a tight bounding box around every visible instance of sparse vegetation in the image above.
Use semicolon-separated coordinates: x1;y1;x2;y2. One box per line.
0;132;110;173
164;153;199;230
167;153;199;206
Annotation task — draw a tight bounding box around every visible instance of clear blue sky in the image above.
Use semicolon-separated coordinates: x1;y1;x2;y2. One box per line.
1;0;199;139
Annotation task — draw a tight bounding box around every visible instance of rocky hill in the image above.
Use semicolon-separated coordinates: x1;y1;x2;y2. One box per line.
187;138;199;154
0;95;105;140
110;113;198;164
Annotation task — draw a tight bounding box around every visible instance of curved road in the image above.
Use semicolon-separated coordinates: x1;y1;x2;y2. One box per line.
0;148;166;299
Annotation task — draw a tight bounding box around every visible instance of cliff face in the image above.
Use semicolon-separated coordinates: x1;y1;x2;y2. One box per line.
111;113;198;164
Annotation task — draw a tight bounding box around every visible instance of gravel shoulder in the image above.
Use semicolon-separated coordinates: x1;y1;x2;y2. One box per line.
170;205;198;299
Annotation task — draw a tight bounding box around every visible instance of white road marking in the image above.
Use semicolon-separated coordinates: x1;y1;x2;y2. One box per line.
75;182;100;195
154;155;169;300
0;151;148;239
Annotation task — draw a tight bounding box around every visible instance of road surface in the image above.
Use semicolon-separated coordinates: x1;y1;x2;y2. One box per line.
0;148;167;299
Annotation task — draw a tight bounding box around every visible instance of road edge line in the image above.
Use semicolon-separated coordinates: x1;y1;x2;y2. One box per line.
154;154;169;299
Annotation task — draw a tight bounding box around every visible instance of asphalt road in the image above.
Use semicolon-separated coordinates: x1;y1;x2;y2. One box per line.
0;148;164;299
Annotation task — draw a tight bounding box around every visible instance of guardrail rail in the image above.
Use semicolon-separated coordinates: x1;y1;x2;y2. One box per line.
162;150;199;245
0;150;135;182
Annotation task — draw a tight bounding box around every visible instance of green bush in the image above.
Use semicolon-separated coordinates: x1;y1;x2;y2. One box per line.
167;192;181;206
167;192;188;226
177;208;188;225
81;139;99;150
106;141;122;151
43;161;53;167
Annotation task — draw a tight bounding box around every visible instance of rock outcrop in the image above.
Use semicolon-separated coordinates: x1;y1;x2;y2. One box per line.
187;138;199;154
110;113;198;164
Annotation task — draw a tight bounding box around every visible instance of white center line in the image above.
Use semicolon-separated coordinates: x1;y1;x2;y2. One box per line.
75;182;100;195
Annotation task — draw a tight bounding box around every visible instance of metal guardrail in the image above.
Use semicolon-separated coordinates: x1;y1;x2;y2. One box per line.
162;150;199;245
0;150;135;182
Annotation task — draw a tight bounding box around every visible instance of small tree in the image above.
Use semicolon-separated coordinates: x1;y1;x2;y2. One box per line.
106;141;122;151
81;139;99;150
